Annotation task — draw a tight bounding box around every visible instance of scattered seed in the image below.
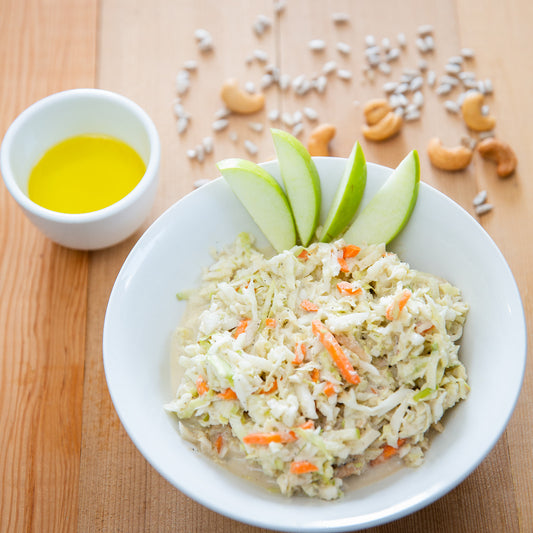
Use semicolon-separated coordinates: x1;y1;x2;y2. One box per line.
418;59;428;71
274;0;286;14
404;109;421;121
416;38;429;53
194;178;210;188
445;63;462;75
461;135;477;150
394;106;405;117
448;55;464;65
441;75;459;86
473;190;488;206
475;203;493;216
427;70;437;87
244;139;259;155
315;75;327;93
253;14;272;36
336;42;351;55
436;83;453;95
195;145;205;163
259;73;274;90
332;12;350;24
397;32;407;48
194;28;210;41
183;60;198;71
461;47;475;59
385;48;401;62
309;39;326;51
303;107;319;121
366;54;380;67
202;136;214;154
322;60;338;74
253;49;268;62
444;100;460;113
292;122;304;137
177;117;189;134
281;111;295;127
175;70;191;95
337;69;352;80
424;35;435;51
479;130;495;140
365;35;376;47
412;90;424;107
212;119;229;132
186;148;197;159
268;109;280;121
248;121;264;132
378;62;391;75
480;104;490;116
483;79;493;94
365;45;381;57
278;73;291;91
383;81;398;93
410;76;424;91
395;82;409;94
214;107;231;120
417;24;434;36
244;81;256;94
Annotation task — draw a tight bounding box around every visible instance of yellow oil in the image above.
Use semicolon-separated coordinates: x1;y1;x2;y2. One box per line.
28;134;146;214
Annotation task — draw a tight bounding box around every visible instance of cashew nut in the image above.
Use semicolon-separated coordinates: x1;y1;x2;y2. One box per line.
427;137;473;171
220;78;265;114
477;137;517;177
363;98;392;126
307;123;336;156
362;111;402;141
460;91;496;132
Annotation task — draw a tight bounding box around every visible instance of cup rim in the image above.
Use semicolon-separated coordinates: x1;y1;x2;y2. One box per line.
0;88;161;224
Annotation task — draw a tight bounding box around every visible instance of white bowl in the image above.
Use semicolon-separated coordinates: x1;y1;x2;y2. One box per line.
0;89;160;250
103;157;526;531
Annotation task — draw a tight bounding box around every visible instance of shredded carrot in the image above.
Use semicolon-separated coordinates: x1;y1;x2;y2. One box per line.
300;299;319;312
385;290;412;321
299;420;315;430
311;320;360;385
292;342;307;364
215;434;224;454
290;460;319;474
371;439;406;466
233;319;250;338
343;245;361;259
310;368;320;383
336;281;362;296
243;431;297;446
195;376;209;396
298;249;309;261
265;318;276;328
259;380;278;394
323;381;337;397
217;388;238;400
337;256;350;272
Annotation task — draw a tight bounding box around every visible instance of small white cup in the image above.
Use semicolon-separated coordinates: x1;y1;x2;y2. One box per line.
0;88;160;250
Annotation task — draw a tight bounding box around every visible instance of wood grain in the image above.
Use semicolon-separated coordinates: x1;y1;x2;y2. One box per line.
1;0;531;532
0;0;97;532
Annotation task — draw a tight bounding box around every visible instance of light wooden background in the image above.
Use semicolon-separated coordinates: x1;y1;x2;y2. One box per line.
1;0;531;531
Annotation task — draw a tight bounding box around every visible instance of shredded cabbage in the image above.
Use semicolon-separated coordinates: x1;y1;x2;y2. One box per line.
165;233;469;499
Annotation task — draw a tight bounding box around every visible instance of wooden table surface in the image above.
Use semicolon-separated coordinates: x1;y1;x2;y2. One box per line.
1;0;531;531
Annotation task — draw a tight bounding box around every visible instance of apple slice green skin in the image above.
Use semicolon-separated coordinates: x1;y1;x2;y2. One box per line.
217;158;297;253
271;128;321;246
319;141;367;243
342;150;420;246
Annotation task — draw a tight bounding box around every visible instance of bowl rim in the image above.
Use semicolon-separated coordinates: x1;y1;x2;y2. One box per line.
0;88;161;223
103;157;527;531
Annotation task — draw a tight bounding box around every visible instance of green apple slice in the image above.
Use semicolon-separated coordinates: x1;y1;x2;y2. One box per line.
217;158;297;253
271;128;321;246
342;150;420;245
318;141;367;243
